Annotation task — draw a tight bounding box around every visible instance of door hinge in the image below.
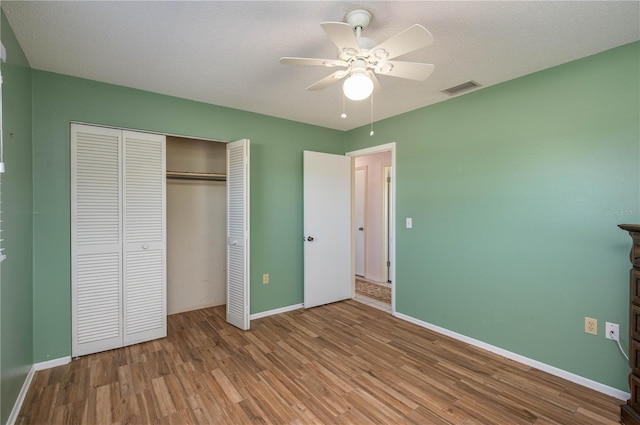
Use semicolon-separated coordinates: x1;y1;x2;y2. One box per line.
387;261;391;267
387;177;391;183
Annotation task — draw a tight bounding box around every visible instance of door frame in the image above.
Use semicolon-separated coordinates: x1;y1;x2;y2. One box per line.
346;142;396;314
354;165;367;278
382;164;392;283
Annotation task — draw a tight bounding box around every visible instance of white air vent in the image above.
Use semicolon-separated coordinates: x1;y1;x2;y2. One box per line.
442;80;481;96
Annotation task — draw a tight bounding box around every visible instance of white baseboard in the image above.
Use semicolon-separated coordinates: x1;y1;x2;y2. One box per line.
7;356;72;425
394;312;630;401
6;365;35;425
250;303;303;320
34;356;71;371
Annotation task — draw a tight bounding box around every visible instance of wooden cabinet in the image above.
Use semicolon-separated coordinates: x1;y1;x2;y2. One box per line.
619;224;640;424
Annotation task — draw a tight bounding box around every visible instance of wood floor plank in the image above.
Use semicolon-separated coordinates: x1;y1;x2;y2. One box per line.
210;368;244;403
235;399;272;424
94;383;114;424
120;393;142;425
17;301;623;424
257;369;303;407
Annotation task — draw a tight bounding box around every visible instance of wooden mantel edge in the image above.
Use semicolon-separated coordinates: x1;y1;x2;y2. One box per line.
619;224;640;233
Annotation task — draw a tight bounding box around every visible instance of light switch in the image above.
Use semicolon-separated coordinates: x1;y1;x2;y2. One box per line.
406;217;413;228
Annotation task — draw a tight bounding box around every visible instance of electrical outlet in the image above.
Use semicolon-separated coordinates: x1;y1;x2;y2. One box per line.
605;322;620;341
262;274;269;284
585;317;598;335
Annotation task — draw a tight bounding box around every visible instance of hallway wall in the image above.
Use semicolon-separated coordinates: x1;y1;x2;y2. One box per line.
355;151;392;283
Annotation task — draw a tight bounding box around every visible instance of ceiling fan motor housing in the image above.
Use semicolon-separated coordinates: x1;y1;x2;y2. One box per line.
346;9;372;31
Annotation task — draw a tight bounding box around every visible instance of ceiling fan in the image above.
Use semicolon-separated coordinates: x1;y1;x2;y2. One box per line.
280;9;435;101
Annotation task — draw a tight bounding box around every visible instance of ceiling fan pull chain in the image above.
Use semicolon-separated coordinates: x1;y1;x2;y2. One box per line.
369;93;375;137
341;93;347;119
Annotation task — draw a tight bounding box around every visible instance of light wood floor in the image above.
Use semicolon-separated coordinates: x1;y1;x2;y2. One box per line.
17;301;622;424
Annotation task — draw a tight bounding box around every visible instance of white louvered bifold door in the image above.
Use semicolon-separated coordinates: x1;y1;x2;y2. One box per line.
123;131;166;346
226;139;250;330
71;124;123;357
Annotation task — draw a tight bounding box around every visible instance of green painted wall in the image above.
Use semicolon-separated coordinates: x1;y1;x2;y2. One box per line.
0;11;33;425
346;42;640;391
31;71;344;362
17;16;640;398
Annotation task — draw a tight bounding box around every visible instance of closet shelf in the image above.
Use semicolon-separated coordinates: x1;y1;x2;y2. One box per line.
166;171;226;181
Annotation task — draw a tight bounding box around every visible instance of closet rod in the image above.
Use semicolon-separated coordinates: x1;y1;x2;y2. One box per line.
166;171;226;181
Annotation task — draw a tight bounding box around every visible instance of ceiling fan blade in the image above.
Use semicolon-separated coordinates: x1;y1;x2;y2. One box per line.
280;57;347;67
381;61;434;81
306;70;348;91
371;24;433;60
320;22;361;53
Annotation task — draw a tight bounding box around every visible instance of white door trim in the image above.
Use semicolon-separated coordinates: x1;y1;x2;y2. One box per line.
354;166;367;277
346;143;396;314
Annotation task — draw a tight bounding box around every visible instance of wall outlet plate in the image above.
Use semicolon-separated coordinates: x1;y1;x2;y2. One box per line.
605;322;619;341
585;317;598;335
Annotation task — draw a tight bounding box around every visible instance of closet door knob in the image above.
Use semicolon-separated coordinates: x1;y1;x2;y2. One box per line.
142;244;149;249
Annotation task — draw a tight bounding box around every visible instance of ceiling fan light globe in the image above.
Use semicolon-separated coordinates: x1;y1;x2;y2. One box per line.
343;73;374;101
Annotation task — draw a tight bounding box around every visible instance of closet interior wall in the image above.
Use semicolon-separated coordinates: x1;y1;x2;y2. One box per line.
166;136;227;314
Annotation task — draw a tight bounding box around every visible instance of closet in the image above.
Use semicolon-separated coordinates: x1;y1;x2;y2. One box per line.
166;136;227;315
71;124;166;357
71;125;249;357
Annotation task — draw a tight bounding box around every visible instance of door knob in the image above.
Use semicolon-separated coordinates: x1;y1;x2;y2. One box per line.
307;236;315;242
358;227;364;231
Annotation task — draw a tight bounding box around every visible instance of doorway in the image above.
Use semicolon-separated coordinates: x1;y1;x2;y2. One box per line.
347;143;396;314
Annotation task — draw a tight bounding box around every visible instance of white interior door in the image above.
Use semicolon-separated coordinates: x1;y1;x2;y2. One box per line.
303;151;352;308
226;139;250;330
71;124;123;357
122;131;166;346
355;167;366;277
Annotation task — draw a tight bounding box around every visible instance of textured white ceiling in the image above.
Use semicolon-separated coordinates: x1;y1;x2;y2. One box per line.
3;1;639;131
